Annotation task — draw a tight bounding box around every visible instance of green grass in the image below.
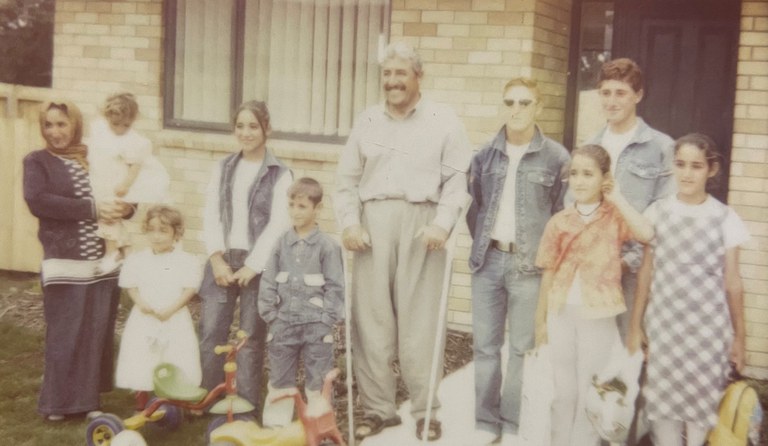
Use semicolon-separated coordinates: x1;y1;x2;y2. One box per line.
0;321;211;446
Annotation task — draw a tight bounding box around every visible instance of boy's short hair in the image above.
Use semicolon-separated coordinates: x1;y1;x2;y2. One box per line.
103;92;139;125
598;58;643;93
288;177;323;206
503;77;541;102
142;205;185;238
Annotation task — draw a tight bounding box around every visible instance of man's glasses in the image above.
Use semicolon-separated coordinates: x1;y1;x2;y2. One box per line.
503;99;534;108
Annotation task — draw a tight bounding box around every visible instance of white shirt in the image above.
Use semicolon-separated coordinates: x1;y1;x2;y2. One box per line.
490;142;528;243
229;160;263;250
203;158;292;272
601;123;638;174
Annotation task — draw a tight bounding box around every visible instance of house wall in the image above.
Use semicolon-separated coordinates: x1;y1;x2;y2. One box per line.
735;1;768;379
4;0;765;374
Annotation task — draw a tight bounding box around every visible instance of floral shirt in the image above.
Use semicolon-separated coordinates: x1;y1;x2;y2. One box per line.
536;202;633;318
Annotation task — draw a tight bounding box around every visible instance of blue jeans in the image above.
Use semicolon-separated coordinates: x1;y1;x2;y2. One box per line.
267;321;334;392
471;248;540;435
198;249;267;413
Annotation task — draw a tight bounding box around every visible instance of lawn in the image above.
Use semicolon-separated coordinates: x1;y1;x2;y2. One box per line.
0;320;213;446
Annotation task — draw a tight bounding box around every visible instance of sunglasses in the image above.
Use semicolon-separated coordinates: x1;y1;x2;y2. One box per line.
503;99;535;108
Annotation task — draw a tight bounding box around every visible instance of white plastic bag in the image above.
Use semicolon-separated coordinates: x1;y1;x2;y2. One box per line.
585;341;644;443
519;345;554;446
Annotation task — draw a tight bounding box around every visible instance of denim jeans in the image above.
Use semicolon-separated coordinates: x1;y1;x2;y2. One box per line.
267;321;334;392
471;248;540;435
198;249;267;412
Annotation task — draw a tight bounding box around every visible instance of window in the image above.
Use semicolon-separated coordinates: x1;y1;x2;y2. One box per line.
0;0;54;87
165;0;390;142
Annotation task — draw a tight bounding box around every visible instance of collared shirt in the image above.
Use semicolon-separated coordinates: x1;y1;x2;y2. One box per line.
335;98;471;232
536;202;632;319
258;227;345;327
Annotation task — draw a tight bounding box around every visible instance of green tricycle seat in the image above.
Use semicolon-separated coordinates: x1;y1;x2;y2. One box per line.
153;363;208;402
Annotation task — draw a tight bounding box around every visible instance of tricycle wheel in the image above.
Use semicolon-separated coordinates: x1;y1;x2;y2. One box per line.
147;397;183;431
85;413;125;446
205;414;255;444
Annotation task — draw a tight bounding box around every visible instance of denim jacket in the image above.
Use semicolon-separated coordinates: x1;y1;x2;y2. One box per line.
258;227;344;327
467;125;570;273
588;118;674;271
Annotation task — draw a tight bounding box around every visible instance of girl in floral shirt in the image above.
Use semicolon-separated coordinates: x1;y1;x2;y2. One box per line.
534;144;654;446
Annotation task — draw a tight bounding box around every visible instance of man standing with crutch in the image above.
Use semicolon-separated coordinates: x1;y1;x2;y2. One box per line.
335;41;471;442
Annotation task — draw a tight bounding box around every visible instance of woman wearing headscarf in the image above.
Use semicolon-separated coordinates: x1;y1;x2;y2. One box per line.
23;100;134;421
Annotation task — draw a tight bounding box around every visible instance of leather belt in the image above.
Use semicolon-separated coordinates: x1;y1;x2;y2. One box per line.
491;239;516;253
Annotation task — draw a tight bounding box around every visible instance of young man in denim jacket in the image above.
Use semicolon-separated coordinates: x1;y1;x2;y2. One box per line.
588;58;674;342
466;78;570;445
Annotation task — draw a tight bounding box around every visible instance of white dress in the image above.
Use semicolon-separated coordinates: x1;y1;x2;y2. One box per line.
115;247;203;391
87;119;171;203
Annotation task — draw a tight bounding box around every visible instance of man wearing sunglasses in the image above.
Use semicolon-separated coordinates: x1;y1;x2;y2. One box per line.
465;78;570;446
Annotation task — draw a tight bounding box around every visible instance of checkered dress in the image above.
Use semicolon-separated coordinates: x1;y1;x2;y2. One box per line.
643;198;731;428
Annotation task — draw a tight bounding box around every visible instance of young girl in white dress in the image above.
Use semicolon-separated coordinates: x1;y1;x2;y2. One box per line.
88;92;171;272
115;205;202;409
628;133;748;446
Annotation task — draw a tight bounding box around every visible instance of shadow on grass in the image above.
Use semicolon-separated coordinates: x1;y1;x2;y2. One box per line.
0;321;211;446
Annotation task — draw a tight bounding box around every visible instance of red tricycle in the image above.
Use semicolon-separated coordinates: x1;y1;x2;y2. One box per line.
86;330;255;446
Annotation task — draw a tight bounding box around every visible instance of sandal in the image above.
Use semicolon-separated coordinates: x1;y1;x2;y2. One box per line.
416;418;441;441
354;414;402;440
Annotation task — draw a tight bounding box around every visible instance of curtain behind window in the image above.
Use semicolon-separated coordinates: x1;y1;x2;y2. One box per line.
243;0;386;137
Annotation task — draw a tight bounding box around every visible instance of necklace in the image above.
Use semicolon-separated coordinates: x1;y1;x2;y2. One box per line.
575;200;602;217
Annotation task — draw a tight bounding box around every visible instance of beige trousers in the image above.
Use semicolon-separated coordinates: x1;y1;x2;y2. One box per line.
351;200;448;420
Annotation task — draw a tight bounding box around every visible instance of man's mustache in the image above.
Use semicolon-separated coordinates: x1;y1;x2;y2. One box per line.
384;84;406;91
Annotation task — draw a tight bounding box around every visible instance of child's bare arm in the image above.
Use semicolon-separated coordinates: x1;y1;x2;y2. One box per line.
724;247;746;371
535;268;553;347
603;178;654;243
155;288;196;321
127;287;155;316
627;244;653;354
115;162;142;197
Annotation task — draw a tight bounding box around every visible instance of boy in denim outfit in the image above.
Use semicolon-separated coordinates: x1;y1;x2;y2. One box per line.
258;177;344;426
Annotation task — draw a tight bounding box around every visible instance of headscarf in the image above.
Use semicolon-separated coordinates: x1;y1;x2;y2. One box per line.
39;100;89;170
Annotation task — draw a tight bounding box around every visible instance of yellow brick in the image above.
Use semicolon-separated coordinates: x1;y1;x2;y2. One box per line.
734;119;768;134
740;46;753;61
434;77;467;90
112;3;138;14
448;297;471;312
136;3;162;15
83;46;111;58
488;11;525;25
751;76;768;90
86;2;112;13
403;22;437;36
126;14;152;26
420;36;453;49
455;11;488;24
453;36;487;50
468;51;502;64
75;12;99;23
742;2;768;17
124;37;151;49
421;11;455;23
136;25;162;38
471;0;505;11
756;17;768;31
57;2;87;12
754;47;768;60
739;61;768;76
405;0;437;10
438;0;472;11
438;24;471;37
391;10;421;23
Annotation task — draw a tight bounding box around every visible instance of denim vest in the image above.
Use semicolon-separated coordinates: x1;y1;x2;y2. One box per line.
588;118;674;271
467;126;570;273
219;149;289;250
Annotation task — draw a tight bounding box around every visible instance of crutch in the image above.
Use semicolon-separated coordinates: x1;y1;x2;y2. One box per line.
342;246;356;446
420;195;471;443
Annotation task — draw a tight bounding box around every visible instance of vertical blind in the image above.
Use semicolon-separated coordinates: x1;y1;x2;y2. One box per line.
172;0;388;137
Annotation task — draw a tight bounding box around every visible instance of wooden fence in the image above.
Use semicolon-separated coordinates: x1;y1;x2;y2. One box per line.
0;84;49;272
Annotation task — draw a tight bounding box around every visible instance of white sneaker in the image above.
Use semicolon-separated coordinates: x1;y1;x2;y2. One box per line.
500;433;520;446
463;429;499;446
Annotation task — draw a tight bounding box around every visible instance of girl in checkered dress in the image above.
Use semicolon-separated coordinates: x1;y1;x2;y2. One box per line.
628;133;749;445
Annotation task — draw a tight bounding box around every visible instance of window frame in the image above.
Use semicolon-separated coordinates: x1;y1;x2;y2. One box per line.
163;0;391;144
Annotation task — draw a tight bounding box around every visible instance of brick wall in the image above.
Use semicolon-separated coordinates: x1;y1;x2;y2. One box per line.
40;0;768;376
735;1;768;379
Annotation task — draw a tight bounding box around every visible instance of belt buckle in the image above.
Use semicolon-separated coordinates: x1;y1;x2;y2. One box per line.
493;240;515;253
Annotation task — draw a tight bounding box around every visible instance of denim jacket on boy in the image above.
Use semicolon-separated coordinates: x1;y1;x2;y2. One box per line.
258;226;344;327
588;118;674;271
467;125;570;273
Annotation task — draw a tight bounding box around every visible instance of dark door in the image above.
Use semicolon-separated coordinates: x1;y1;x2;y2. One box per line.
612;0;741;201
